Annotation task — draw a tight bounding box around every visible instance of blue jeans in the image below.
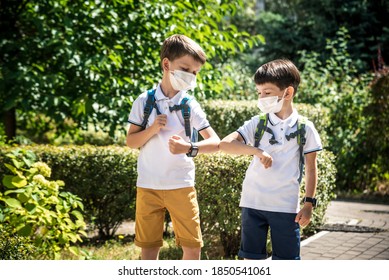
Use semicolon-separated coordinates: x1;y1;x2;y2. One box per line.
239;207;301;260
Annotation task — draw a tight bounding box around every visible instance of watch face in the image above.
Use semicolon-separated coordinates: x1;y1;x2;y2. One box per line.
191;147;199;157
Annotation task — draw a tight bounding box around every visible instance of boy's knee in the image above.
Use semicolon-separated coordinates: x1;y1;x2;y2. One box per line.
182;246;201;260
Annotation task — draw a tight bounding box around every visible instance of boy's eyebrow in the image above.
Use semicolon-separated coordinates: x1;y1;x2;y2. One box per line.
256;87;275;91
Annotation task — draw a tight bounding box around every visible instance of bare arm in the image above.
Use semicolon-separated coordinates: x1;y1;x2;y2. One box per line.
197;126;220;154
295;151;318;227
220;131;272;168
126;114;167;149
168;126;220;155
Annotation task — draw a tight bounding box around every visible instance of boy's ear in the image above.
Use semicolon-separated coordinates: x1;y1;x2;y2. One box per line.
285;86;295;99
162;58;170;72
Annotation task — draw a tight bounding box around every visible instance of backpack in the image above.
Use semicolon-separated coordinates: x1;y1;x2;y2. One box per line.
141;89;198;142
254;112;307;184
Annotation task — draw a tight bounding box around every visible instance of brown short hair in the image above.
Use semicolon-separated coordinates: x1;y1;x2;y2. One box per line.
254;59;301;94
160;34;206;66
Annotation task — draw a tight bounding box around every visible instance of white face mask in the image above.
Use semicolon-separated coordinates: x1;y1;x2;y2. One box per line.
257;95;284;114
169;70;197;91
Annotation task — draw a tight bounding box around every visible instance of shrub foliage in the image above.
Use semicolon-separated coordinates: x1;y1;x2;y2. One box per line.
0;149;86;259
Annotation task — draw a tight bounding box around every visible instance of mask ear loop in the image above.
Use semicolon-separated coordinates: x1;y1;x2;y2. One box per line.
278;88;288;101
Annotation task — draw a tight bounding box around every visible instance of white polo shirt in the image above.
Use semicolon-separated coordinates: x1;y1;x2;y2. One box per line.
128;84;210;190
237;109;322;213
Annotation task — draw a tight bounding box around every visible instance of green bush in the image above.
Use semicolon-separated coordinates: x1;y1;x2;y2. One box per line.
297;27;386;195
26;145;138;239
0;224;36;260
363;72;389;194
0;148;86;259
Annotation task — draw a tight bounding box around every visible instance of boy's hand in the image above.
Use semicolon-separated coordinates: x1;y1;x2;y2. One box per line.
168;135;191;154
150;114;167;133
295;205;313;227
256;149;272;168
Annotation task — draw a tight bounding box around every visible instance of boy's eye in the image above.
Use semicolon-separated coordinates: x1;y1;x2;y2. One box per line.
181;68;197;76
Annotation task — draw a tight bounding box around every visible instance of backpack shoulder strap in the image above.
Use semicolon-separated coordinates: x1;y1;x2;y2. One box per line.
296;115;308;184
297;116;307;146
141;89;158;129
169;95;195;139
254;113;268;147
180;96;193;138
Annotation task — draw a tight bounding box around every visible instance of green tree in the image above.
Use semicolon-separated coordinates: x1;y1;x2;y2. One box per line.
232;0;389;73
0;0;263;142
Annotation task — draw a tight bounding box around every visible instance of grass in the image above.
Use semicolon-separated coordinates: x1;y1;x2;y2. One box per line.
60;236;197;260
60;232;238;260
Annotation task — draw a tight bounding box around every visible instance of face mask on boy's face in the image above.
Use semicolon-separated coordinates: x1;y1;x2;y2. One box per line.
169;70;197;91
257;90;286;114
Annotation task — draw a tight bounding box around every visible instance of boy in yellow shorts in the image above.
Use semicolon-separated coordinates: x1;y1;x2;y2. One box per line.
126;34;220;260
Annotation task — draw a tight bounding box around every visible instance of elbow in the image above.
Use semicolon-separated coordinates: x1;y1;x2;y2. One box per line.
126;138;138;149
219;140;229;151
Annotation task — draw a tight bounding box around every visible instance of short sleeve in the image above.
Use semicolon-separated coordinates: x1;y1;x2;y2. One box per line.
237;116;259;146
128;92;147;127
303;120;323;154
190;99;210;131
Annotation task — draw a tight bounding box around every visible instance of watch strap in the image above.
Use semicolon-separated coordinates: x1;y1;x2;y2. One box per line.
303;197;317;207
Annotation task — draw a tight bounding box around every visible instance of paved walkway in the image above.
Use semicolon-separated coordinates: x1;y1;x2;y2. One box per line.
112;199;389;260
301;200;389;260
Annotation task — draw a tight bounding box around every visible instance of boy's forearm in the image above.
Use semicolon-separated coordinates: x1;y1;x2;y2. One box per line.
196;136;220;154
304;167;317;197
126;126;156;149
304;153;318;198
220;139;258;156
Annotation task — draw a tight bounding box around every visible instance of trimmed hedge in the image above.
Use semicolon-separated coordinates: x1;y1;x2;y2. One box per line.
0;224;36;260
1;144;336;258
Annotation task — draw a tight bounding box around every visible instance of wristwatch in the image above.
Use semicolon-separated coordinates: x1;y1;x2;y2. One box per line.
302;197;317;207
186;142;199;157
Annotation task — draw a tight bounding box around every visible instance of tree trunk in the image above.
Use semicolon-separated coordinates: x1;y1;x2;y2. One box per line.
3;108;16;140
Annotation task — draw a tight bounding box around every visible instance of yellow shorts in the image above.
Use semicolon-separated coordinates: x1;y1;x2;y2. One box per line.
134;187;203;248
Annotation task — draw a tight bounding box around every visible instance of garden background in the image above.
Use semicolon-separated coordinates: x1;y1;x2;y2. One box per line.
1;0;388;260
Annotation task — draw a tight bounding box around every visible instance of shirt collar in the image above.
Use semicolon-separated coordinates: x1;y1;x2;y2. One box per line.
155;84;185;103
268;108;299;127
155;84;169;101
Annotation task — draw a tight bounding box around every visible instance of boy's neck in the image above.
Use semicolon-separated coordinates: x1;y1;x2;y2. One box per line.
275;103;294;120
160;77;179;99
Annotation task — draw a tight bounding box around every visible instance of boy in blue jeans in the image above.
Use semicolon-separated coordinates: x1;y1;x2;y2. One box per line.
126;34;220;260
220;59;322;260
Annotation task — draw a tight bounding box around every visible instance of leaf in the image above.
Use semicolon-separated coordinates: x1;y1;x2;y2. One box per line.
11;159;23;169
2;175;15;189
4;163;18;174
71;210;84;221
12;175;28;188
4;188;26;195
68;246;80;256
25;203;37;213
18;224;33;236
4;198;22;208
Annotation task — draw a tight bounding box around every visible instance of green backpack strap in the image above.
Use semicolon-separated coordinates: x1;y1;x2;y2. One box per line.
254;113;279;147
285;116;308;183
254;113;268;147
